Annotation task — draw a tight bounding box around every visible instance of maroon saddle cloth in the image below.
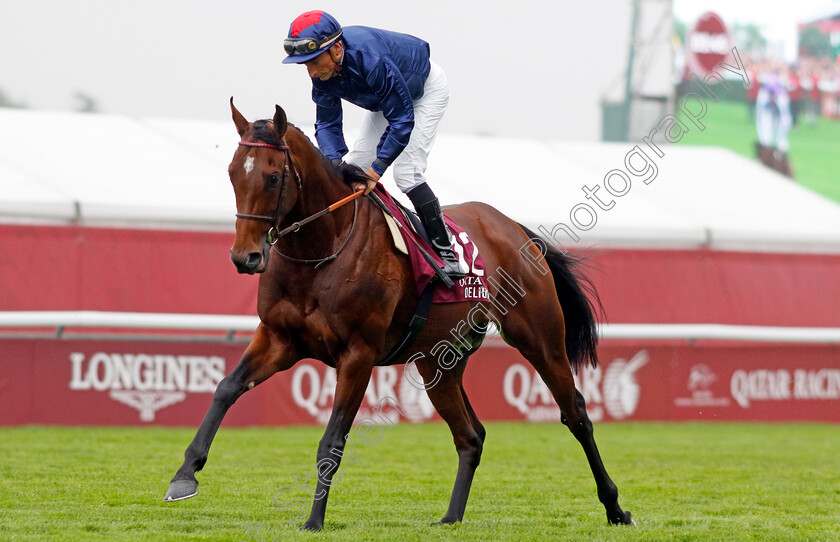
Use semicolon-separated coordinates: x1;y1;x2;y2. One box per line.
373;185;490;304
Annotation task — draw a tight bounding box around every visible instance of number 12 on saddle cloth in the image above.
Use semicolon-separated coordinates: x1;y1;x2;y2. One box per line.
375;192;489;303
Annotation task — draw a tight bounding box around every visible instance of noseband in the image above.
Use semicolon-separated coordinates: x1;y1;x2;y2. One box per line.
234;141;303;238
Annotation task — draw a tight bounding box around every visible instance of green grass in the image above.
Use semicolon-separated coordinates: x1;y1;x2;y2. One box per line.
1;423;839;541
677;100;840;204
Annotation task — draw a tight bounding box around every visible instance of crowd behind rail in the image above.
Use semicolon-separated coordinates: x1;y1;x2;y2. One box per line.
744;54;840;124
722;53;840;178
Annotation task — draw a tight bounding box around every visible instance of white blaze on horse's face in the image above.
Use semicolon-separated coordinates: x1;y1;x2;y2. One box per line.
244;156;255;175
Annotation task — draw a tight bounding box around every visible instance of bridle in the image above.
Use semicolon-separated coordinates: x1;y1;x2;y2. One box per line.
234;139;362;267
235;141;302;238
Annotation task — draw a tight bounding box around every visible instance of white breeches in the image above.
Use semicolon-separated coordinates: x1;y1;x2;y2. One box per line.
344;61;449;193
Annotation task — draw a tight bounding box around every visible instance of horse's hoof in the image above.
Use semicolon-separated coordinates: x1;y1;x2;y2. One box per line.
300;521;323;531
431;516;460;526
164;479;198;502
609;510;635;526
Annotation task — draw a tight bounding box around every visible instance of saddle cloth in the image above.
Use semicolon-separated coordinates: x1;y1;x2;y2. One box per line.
374;186;490;304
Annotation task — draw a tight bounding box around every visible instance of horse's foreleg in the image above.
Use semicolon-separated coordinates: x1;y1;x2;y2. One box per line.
301;354;373;531
164;325;292;502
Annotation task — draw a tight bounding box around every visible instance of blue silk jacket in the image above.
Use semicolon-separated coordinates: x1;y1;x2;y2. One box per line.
311;26;431;175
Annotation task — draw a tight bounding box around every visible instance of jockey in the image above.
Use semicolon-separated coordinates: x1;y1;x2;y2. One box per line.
282;10;466;279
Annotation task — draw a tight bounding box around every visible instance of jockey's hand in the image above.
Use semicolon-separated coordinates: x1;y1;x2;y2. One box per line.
353;168;380;195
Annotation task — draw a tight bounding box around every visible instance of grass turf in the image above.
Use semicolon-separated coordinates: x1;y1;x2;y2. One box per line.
676;100;840;204
1;422;839;541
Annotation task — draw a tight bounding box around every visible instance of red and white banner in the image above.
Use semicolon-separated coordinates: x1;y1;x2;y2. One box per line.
1;338;837;426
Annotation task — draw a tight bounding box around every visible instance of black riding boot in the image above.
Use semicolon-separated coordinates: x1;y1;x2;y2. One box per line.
408;183;466;281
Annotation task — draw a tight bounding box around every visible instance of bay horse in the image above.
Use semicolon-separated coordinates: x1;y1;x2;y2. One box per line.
164;99;634;530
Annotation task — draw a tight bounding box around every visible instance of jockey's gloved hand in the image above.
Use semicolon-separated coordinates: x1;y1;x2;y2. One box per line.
331;159;376;194
356;176;378;195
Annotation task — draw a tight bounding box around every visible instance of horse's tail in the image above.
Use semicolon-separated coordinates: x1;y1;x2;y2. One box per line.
517;224;603;371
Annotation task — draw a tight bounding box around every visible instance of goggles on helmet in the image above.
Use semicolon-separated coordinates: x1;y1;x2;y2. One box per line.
283;29;343;57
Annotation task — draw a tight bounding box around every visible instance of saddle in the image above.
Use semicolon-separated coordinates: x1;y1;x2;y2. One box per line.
389;197;433;250
370;184;490;365
370;185;488;303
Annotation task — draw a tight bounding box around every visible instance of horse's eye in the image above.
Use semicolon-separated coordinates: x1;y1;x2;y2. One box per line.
267;173;281;188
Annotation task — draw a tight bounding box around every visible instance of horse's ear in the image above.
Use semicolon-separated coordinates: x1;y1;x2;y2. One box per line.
230;97;249;137
273;105;288;139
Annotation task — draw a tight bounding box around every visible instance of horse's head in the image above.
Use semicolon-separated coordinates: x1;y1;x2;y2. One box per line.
228;98;300;274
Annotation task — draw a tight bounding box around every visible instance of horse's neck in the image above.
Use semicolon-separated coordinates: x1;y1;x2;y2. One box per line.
277;133;356;257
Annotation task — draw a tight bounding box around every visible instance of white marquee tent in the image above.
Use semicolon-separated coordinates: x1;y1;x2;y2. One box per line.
2;107;839;254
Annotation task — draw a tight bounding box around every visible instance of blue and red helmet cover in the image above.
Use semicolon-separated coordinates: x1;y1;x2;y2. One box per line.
282;10;342;64
288;10;340;39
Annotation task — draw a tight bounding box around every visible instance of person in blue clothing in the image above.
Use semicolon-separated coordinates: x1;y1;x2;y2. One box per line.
282;10;465;279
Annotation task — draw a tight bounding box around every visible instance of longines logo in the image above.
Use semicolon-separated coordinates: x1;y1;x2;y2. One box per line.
69;352;225;421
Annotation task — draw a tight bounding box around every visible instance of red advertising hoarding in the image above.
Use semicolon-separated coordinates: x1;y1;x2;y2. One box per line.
2;338;837;426
5;224;840;330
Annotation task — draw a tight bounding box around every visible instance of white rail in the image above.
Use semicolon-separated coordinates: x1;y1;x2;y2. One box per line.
0;311;259;336
2;311;840;343
600;323;840;343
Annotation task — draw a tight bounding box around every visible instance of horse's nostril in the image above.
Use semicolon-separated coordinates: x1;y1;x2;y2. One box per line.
246;252;263;268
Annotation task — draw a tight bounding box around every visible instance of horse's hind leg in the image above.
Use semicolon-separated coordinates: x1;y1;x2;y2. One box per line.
461;383;486;445
561;378;633;525
415;358;483;524
525;348;633;525
500;290;632;525
164;325;293;501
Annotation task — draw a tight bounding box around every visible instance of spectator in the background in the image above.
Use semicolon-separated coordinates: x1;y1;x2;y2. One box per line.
755;73;793;177
746;65;760;121
741;55;839;124
817;62;840;118
785;66;802;126
800;67;820;126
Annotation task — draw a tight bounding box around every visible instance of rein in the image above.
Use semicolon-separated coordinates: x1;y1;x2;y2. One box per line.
236;140;364;267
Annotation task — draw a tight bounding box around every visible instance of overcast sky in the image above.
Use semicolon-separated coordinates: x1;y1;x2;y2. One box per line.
0;1;835;140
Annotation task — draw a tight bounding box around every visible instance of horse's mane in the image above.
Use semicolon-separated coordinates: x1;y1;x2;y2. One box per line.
253;119;370;189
